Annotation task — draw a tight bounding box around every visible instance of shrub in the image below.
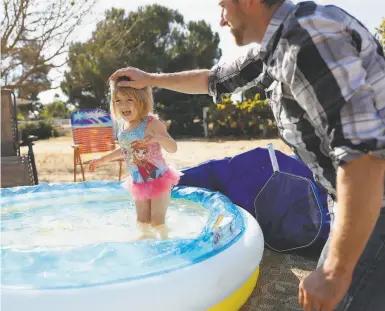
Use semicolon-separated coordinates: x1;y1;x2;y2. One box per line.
39;100;73;119
19;120;59;141
209;93;276;137
17;111;25;121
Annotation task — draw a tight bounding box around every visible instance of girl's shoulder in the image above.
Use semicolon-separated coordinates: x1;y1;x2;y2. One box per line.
146;113;159;122
145;115;167;132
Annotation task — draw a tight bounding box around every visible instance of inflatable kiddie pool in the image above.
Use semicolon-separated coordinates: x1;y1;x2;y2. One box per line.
1;181;264;311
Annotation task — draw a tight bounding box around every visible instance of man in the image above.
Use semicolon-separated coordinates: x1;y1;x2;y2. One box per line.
110;1;385;310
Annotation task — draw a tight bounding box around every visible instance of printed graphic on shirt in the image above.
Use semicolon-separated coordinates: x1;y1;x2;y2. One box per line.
131;140;160;182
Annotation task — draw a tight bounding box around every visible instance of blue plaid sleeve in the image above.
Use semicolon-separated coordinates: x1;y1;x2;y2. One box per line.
208;46;265;103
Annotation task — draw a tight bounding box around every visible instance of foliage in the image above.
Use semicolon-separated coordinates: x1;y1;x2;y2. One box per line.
40;100;73;119
209;93;275;137
61;4;221;136
17;111;25;121
16;92;43;120
155;19;222;136
19;120;59;141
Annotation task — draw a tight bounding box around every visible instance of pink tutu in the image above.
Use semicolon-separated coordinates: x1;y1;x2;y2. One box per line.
122;167;182;201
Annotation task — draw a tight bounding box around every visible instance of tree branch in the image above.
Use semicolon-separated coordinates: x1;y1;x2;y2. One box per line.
1;0;98;94
1;0;28;53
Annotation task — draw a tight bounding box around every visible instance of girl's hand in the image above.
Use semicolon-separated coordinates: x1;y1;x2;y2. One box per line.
89;158;104;172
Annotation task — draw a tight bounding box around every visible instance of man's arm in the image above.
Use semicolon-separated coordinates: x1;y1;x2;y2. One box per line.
109;46;265;102
149;70;211;95
289;19;385;273
327;155;384;275
299;153;384;311
207;46;266;103
110;67;210;94
288;14;385;310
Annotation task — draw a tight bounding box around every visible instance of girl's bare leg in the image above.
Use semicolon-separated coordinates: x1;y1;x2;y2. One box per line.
150;190;170;240
135;199;154;240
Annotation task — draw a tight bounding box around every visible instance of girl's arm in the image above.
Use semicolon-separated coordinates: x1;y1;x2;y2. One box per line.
144;119;177;153
100;147;122;163
89;147;122;171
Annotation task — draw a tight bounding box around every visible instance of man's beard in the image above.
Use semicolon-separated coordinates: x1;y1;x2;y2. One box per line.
230;26;246;46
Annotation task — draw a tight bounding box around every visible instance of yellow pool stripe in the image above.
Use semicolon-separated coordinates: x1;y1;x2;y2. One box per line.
208;267;260;311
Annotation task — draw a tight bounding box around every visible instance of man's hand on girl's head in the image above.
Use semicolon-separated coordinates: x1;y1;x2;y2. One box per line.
109;67;152;89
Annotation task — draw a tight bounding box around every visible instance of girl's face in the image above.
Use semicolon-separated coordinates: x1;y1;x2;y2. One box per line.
134;148;147;161
115;92;139;122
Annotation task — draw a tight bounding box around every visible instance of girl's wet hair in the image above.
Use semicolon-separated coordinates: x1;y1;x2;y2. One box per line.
109;80;154;119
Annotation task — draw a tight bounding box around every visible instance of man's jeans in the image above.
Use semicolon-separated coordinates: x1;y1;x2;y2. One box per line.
317;198;385;311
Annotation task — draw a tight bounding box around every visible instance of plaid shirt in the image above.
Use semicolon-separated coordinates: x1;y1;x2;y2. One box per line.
208;0;385;198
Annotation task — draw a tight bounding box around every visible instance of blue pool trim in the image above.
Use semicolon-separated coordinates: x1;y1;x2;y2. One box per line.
1;181;245;290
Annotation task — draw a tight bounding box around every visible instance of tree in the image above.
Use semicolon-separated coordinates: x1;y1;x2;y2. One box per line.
40;100;72;119
16;92;44;120
1;0;96;97
155;20;222;135
61;4;221;136
62;5;186;109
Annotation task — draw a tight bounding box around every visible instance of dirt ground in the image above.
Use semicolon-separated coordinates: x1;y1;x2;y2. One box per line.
22;136;293;183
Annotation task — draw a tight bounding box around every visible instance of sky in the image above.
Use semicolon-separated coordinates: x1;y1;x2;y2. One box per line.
39;0;384;104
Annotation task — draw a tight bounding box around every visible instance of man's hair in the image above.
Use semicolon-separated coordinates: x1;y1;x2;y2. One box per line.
262;0;284;8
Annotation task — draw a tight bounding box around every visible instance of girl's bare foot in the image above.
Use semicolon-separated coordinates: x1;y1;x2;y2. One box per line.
153;224;169;240
136;222;155;240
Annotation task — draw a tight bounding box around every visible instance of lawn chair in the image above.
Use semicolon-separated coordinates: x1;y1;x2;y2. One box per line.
71;109;123;182
1;89;39;187
0;156;37;187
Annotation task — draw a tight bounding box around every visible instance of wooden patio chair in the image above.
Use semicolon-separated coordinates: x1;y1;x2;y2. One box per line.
1;89;39;187
71;109;123;182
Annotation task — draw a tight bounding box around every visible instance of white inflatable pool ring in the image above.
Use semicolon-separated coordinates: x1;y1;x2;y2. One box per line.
1;182;264;311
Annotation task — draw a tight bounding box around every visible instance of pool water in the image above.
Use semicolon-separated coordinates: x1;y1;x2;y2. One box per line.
1;186;211;289
1;190;209;248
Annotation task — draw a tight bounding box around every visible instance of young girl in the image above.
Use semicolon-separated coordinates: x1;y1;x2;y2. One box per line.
89;81;180;240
